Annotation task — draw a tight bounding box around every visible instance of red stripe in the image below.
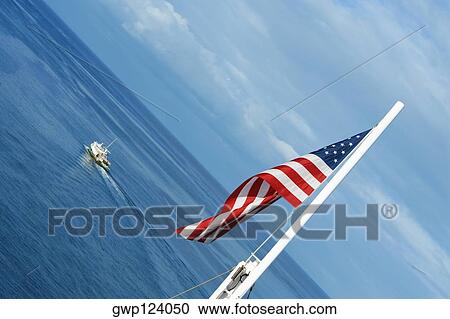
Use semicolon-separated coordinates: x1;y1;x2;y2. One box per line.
292;157;326;182
273;164;315;195
186;215;217;240
176;225;185;234
198;179;268;242
220;178;265;230
180;177;254;239
220;177;253;213
185;178;263;240
202;192;279;242
257;172;303;207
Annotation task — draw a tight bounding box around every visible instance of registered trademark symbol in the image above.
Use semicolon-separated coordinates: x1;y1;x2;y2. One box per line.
381;204;399;219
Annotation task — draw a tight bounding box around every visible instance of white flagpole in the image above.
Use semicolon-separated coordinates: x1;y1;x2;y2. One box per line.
215;101;405;299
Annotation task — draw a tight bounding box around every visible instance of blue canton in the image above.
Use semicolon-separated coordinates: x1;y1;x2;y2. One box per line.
311;129;371;170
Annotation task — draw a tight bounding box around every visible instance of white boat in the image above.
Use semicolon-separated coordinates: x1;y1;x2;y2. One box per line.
85;141;111;171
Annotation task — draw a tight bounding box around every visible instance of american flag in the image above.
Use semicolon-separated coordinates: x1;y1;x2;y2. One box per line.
176;129;371;243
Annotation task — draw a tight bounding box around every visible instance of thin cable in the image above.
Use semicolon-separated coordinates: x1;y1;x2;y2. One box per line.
28;26;181;122
169;267;234;299
249;211;289;258
271;25;426;121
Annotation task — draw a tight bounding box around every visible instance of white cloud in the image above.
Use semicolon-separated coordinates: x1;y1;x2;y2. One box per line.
268;134;299;159
108;0;307;164
235;2;269;37
120;0;188;40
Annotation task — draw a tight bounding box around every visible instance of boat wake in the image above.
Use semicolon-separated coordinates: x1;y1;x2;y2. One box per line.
81;144;136;207
97;166;137;207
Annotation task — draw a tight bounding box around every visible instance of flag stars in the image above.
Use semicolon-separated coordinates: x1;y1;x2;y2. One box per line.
333;159;338;163
356;135;360;138
333;151;337;154
349;142;353;146
340;143;344;146
341;150;345;154
325;151;329;155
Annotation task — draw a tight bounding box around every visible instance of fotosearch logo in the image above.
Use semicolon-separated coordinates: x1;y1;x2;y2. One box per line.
48;204;399;240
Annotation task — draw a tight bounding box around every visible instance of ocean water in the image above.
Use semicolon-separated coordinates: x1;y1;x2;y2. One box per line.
0;0;328;298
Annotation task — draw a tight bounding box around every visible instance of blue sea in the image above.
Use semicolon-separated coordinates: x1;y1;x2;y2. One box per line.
0;0;328;298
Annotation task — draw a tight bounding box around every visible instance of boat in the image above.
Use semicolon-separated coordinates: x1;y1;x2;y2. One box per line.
85;141;111;171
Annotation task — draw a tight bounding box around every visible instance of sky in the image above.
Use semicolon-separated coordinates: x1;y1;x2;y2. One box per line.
45;0;450;297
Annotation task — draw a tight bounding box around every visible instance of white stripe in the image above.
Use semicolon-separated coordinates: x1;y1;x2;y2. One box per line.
301;153;333;176
202;180;271;242
230;176;258;211
192;211;233;241
192;177;259;240
261;168;308;202
283;161;321;188
179;220;202;238
234;180;271;218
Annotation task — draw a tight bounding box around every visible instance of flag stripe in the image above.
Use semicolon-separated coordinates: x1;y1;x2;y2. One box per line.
185;177;258;240
300;154;333;177
291;157;327;183
193;178;267;241
272;164;315;195
227;176;259;211
282;160;321;189
258;171;305;207
199;181;274;242
201;192;280;243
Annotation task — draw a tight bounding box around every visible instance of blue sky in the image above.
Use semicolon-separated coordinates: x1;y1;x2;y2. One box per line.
45;0;450;297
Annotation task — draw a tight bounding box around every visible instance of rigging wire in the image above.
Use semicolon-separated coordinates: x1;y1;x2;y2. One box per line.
271;25;426;121
169;267;234;299
249;214;288;259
